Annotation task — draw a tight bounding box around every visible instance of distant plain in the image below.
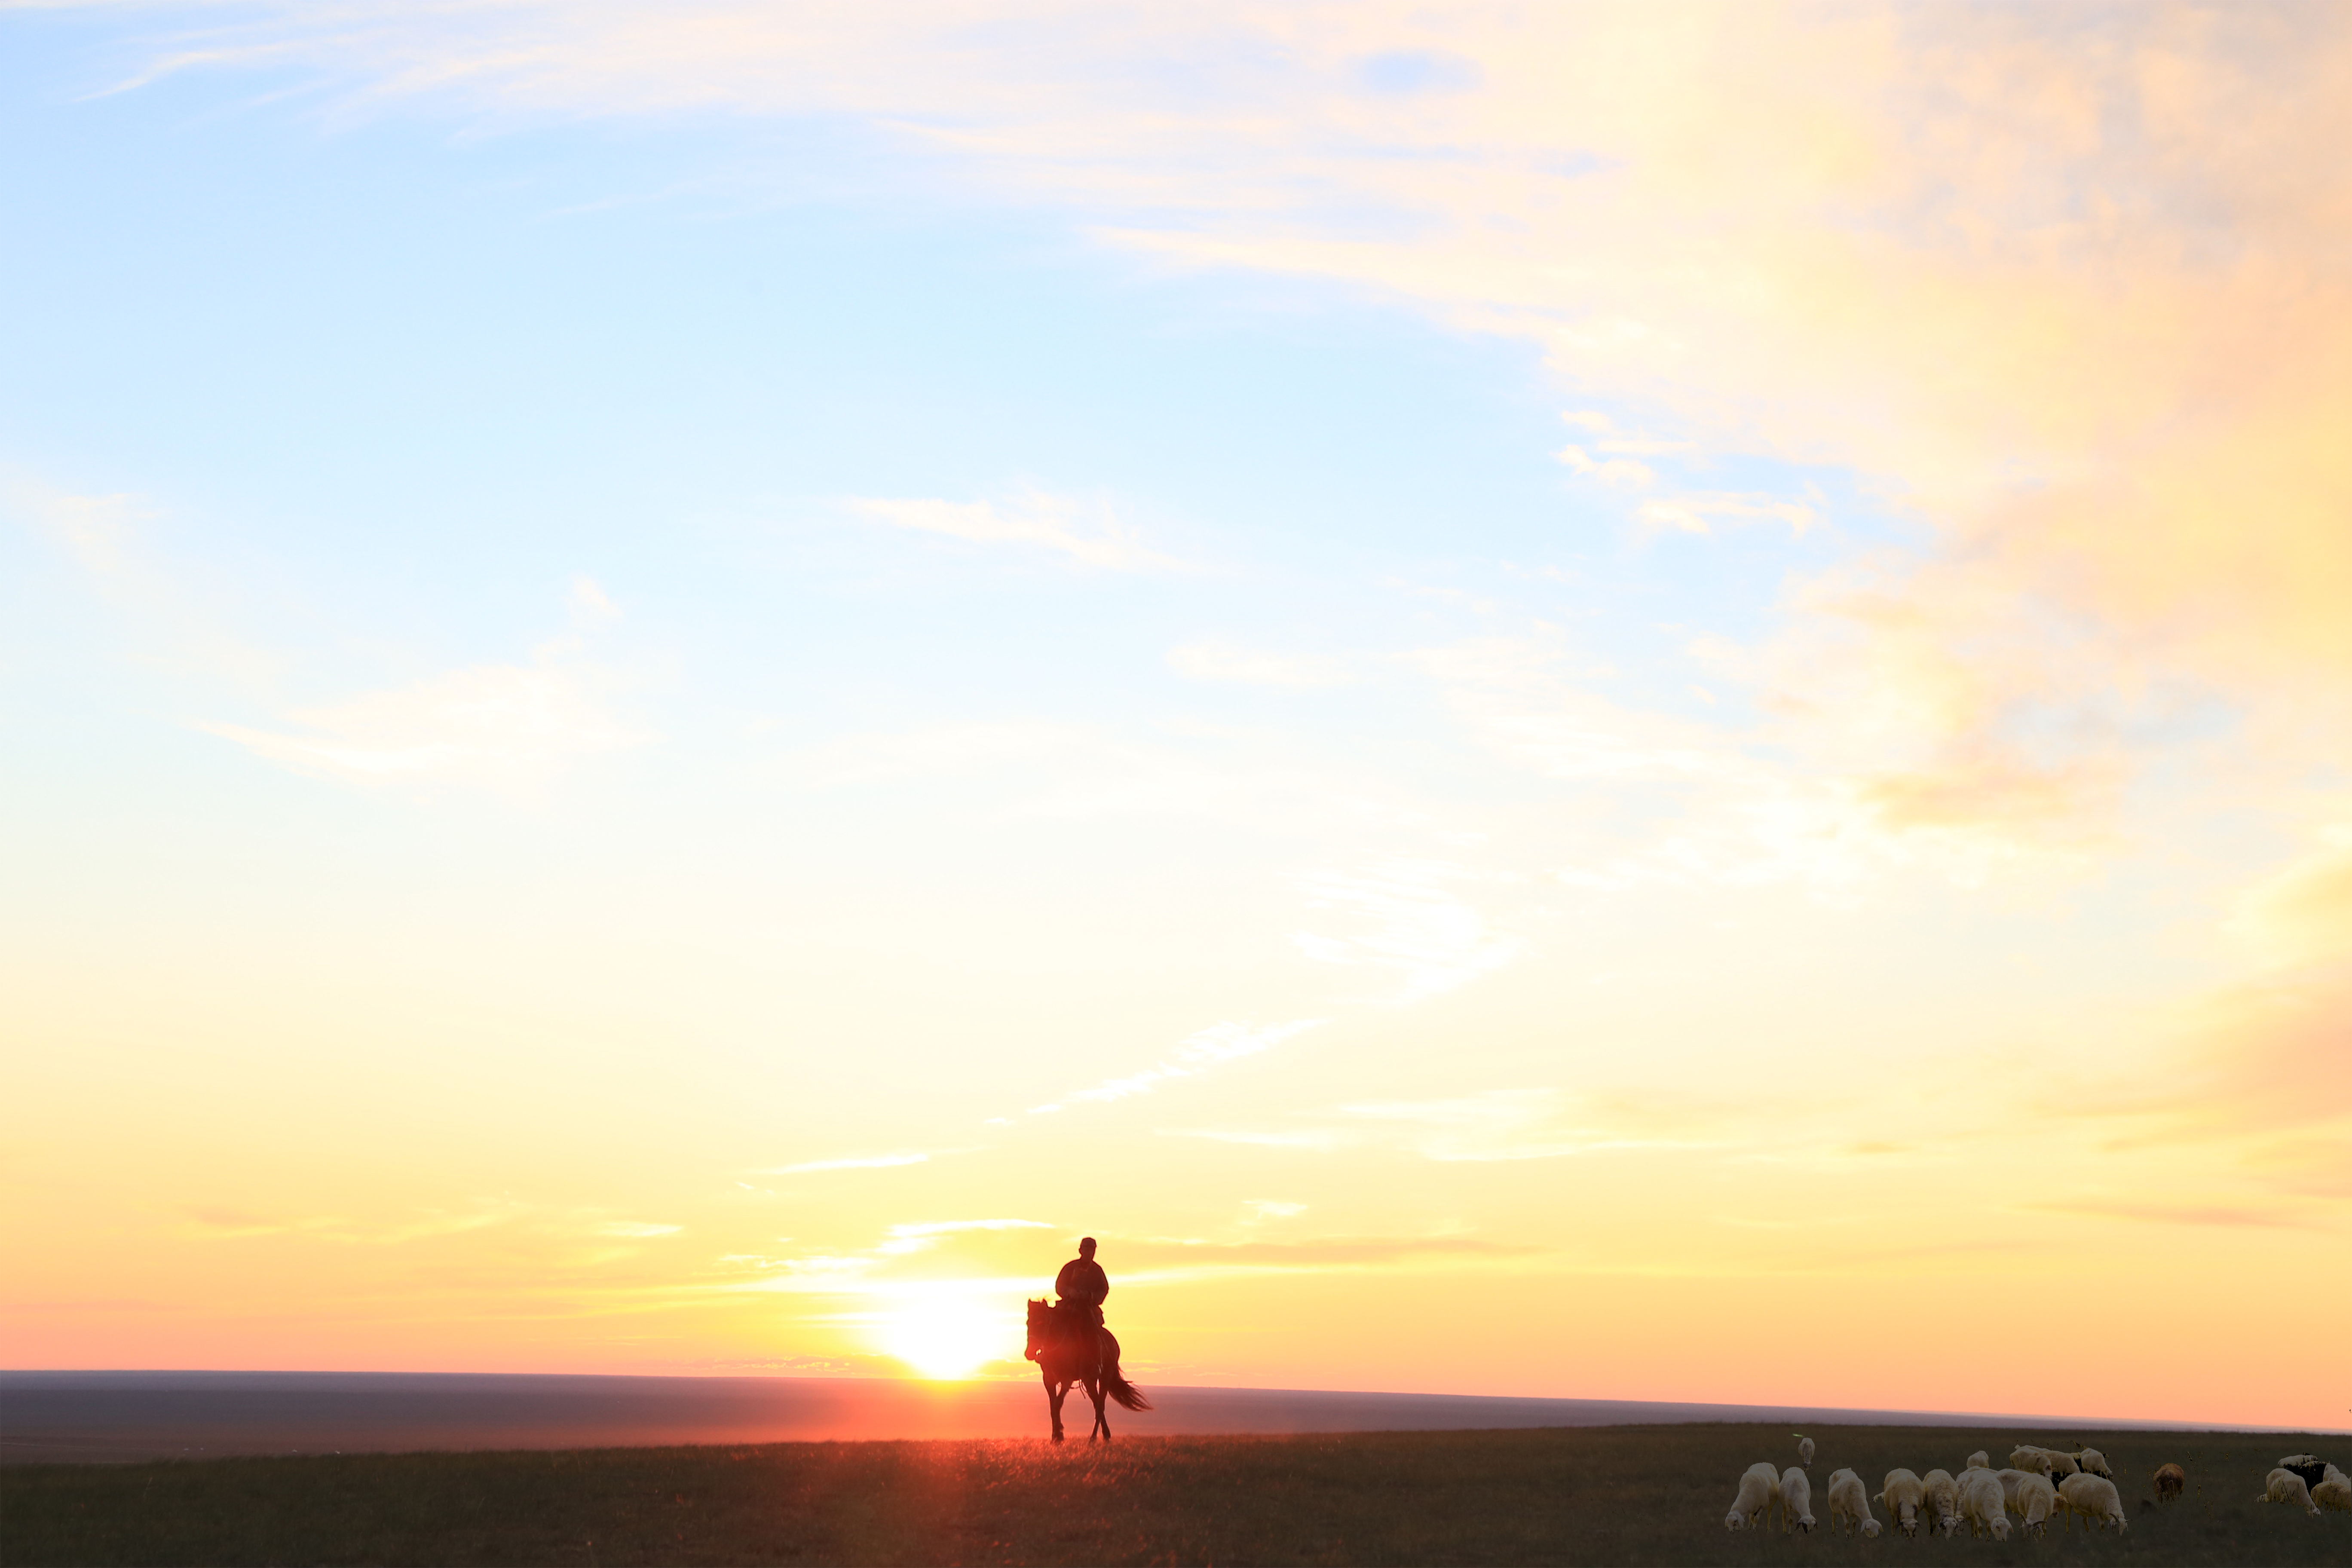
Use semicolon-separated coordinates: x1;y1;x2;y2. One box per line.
6;1423;2346;1566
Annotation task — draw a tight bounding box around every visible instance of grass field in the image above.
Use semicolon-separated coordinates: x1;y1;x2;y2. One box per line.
5;1422;2344;1566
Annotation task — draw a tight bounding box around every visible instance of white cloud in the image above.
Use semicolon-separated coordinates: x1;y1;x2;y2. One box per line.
845;491;1178;571
763;1151;937;1175
1291;859;1521;1004
1048;1017;1326;1109
1167;640;1351;689
202;645;645;793
1555;444;1654;488
1636;493;1815;537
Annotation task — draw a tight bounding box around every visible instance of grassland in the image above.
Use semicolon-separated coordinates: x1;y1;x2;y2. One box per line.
4;1422;2343;1566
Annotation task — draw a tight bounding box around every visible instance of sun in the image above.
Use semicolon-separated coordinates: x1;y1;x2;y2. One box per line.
875;1296;1004;1381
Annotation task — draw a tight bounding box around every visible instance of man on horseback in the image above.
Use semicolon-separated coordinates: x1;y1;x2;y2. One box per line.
1053;1235;1109;1345
1026;1236;1149;1442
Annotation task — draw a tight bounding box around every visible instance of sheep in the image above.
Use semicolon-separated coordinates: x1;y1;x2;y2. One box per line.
2154;1463;2185;1504
1921;1467;1963;1536
2258;1467;2321;1516
1726;1460;1781;1530
2313;1465;2352;1513
2075;1446;2114;1479
2059;1472;2129;1533
1827;1468;1880;1537
1958;1467;2011;1540
2013;1471;2058;1537
2009;1443;2077;1477
1965;1449;1990;1470
1795;1432;1815;1467
2280;1454;2330;1491
1782;1466;1815;1532
1994;1468;2031;1514
2013;1443;2082;1479
1880;1468;1926;1538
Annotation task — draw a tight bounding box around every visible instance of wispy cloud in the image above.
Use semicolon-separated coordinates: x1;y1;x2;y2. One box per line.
2021;1200;2315;1231
1040;1018;1325;1111
203;646;645;793
1292;860;1520;1004
1167;640;1351;689
763;1151;941;1175
844;491;1178;571
1636;492;1815;537
876;1218;1052;1255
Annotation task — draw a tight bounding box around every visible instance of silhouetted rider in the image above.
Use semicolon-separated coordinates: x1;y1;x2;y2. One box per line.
1054;1236;1109;1334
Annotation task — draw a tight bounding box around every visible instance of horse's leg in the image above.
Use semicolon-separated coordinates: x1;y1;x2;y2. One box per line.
1088;1375;1110;1441
1043;1370;1066;1442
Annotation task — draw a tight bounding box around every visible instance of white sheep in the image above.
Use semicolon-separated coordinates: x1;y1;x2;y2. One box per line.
2059;1472;2128;1532
1994;1468;2031;1515
1958;1467;2011;1540
1880;1468;1926;1538
2011;1444;2082;1479
2280;1454;2329;1490
1726;1460;1781;1530
1795;1432;1815;1467
2313;1465;2352;1513
1965;1449;1990;1470
1921;1467;1963;1536
2075;1446;2113;1479
2259;1467;2321;1516
2013;1471;2058;1537
1781;1466;1815;1532
1827;1468;1880;1537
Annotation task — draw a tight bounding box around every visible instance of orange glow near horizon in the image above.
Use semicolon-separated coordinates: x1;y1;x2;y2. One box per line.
5;2;2352;1437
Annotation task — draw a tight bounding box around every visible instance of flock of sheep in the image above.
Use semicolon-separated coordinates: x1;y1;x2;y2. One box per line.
1724;1433;2352;1539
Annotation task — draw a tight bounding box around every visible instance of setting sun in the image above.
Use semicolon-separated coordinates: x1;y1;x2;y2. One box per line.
874;1295;1010;1382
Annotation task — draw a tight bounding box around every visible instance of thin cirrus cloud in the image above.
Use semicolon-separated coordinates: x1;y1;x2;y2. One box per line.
762;1151;943;1176
842;492;1179;572
1291;860;1521;1004
1036;1018;1326;1112
81;3;2352;804
1167;640;1352;689
202;649;644;793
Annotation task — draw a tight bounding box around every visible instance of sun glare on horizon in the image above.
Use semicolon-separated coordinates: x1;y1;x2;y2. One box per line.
875;1297;1010;1381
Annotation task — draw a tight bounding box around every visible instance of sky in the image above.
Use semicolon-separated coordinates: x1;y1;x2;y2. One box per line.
3;1;2349;1430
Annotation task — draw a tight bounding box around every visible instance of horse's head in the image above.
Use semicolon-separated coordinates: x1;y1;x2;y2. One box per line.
1024;1298;1049;1361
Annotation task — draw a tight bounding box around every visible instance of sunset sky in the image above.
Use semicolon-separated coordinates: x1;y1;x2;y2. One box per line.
5;3;2349;1430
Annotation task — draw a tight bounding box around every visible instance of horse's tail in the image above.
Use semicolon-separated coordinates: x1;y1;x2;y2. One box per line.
1103;1361;1151;1412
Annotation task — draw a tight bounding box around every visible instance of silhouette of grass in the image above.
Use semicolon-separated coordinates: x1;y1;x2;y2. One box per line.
4;1421;2343;1565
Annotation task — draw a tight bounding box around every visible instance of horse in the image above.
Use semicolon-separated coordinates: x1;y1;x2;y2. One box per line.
1024;1298;1150;1442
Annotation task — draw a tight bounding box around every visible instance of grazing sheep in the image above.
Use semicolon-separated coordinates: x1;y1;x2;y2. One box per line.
2076;1446;2114;1479
2014;1471;2058;1537
1958;1467;2011;1540
1795;1432;1815;1467
1782;1466;1815;1532
1827;1468;1880;1537
1921;1468;1963;1536
2009;1444;2077;1477
2058;1472;2128;1533
1726;1460;1781;1530
2154;1463;2185;1504
2280;1455;2331;1491
1995;1468;2031;1514
2313;1465;2352;1513
1881;1468;1926;1538
2259;1467;2321;1516
1965;1449;1990;1470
